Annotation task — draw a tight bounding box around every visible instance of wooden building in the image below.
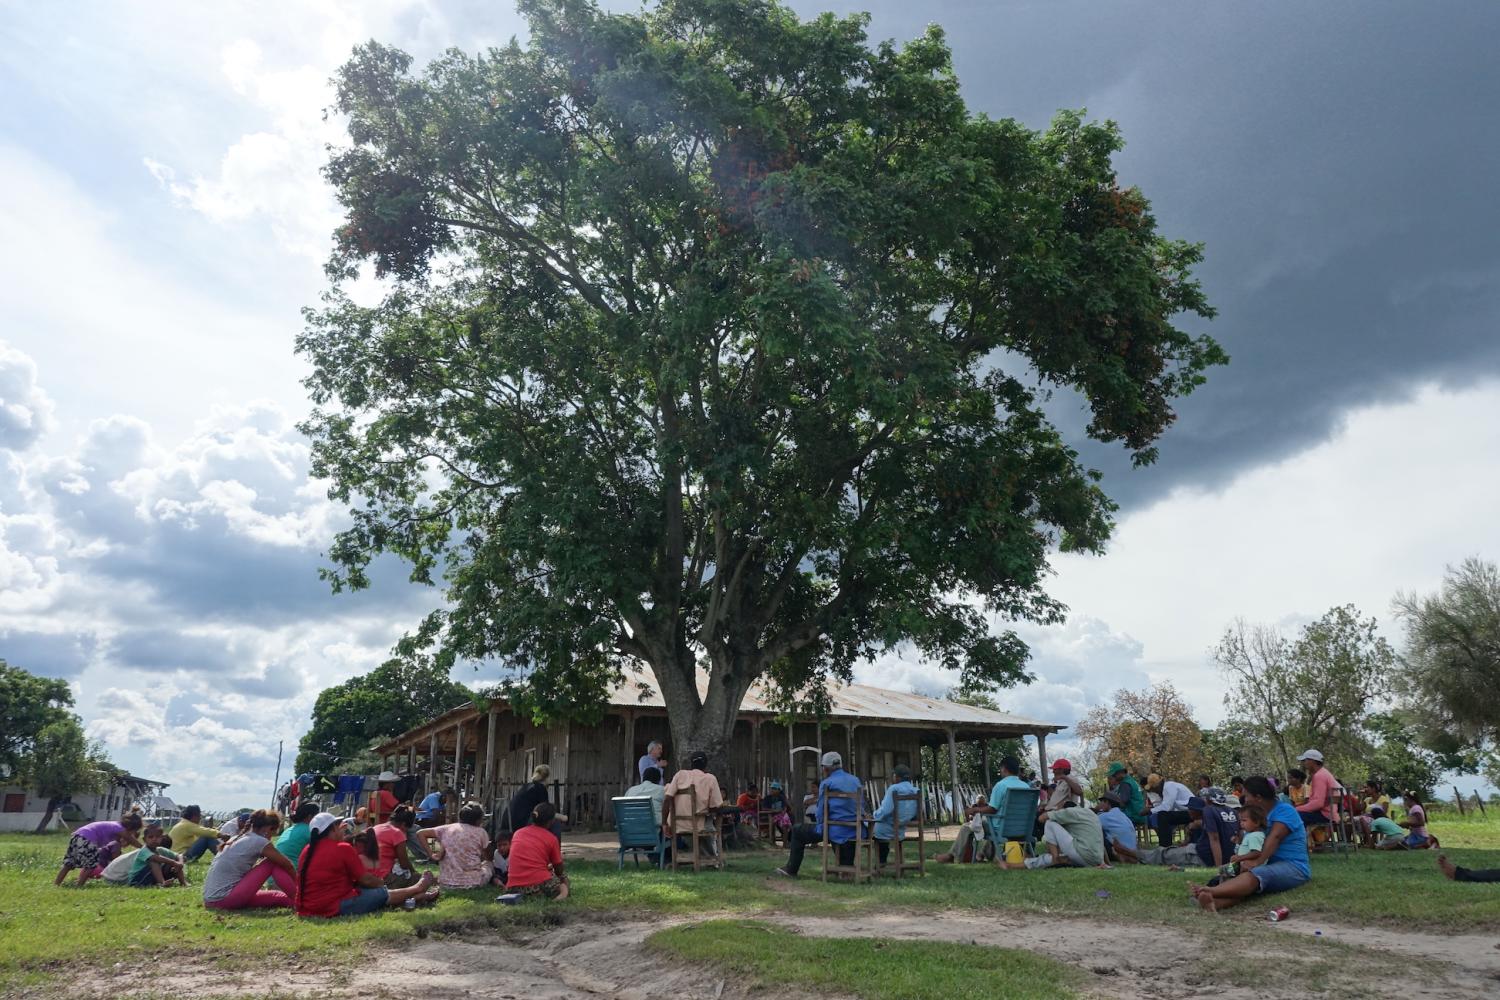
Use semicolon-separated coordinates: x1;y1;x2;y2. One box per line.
374;674;1066;829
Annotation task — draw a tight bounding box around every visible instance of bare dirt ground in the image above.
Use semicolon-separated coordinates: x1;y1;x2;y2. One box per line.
67;902;1500;1000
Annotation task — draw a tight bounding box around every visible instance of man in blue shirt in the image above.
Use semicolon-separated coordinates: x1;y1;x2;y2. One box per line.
870;764;919;866
935;755;1029;863
774;751;862;877
416;789;447;827
1095;790;1138;861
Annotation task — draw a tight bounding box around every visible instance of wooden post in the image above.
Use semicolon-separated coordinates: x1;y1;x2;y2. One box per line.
946;728;962;826
750;717;761;787
981;740;992;789
1454;785;1466;816
788;720;797;806
622;710;636;788
453;722;465;818
846;722;856;773
483;708;498;802
427;732;439;789
1036;732;1049;783
406;745;415;778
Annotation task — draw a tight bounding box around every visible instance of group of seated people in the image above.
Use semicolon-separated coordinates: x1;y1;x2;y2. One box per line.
52;778;573;912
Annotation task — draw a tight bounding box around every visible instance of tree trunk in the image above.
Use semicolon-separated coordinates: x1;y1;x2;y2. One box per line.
648;649;755;788
34;798;58;834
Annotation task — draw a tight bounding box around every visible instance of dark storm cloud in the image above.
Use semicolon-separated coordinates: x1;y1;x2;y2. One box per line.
795;0;1500;507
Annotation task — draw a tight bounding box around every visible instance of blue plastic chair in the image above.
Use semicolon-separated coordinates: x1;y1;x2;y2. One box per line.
995;787;1041;858
612;796;666;870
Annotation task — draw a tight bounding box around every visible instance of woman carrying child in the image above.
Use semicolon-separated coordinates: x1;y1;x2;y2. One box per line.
1190;776;1309;913
201;809;297;910
55;813;143;887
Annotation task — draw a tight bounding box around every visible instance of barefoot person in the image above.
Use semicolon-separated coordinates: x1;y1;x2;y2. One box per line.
1438;855;1500;883
1190;776;1309;914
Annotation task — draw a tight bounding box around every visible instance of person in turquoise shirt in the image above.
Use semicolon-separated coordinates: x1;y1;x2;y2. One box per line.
1107;762;1147;825
275;803;319;871
934;755;1029;862
985;757;1034;843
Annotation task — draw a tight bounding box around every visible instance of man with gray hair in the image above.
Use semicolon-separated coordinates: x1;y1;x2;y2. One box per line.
637;740;668;782
774;751;862;877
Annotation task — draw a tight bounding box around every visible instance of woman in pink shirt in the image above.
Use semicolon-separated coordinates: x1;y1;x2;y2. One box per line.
415;802;493;889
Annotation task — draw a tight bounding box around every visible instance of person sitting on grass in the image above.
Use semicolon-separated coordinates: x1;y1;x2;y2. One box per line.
1230;805;1267;864
507;802;570;900
1366;806;1405;848
1002;804;1109;870
296;813;437;918
128;826;187;888
934;755;1028;863
169;805;228;863
490;831;513;887
201;809;297;910
775;751;862;878
1095;791;1138;862
1190;776;1308;914
55;814;144;887
871;764;920;866
275;802;320;872
415;801;493;890
101;844;142;885
352;828;381;872
1378;790;1438;850
1113;791;1236;869
372;804;421;887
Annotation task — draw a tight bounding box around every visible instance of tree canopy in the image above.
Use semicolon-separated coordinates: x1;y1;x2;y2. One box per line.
0;658;74;778
1213;605;1395;774
1073;681;1208;787
295;657;475;774
1393;557;1500;750
301;0;1222;763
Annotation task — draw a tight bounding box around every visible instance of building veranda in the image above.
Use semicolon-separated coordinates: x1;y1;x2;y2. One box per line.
374;675;1065;830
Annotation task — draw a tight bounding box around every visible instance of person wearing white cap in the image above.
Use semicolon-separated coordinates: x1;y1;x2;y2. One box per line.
1294;749;1340;832
295;812;437;918
774;750;862;878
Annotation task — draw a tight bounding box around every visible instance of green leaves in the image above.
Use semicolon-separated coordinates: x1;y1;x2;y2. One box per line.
301;0;1221;738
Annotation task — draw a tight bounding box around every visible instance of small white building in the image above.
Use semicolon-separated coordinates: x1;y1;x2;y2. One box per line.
0;773;170;832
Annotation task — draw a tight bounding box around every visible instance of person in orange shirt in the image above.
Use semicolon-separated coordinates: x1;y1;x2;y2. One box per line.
369;771;401;824
736;783;761;826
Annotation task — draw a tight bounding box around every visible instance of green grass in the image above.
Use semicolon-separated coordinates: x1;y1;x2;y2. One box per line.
647;919;1082;1000
7;814;1500;993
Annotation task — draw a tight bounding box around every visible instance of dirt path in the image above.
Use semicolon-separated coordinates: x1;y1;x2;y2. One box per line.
55;907;1500;1000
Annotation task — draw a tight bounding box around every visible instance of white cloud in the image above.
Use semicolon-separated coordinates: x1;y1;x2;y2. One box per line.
0;339;54;451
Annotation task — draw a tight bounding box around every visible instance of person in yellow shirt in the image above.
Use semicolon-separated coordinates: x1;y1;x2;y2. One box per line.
169;805;228;863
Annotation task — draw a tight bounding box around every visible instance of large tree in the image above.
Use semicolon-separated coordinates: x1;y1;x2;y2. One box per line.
301;0;1222;766
1214;605;1395;774
0;658;74;778
1073;681;1208;787
295;656;475;774
1393;557;1500;753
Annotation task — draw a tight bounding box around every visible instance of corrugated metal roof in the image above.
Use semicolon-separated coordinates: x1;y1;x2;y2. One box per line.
607;671;1064;732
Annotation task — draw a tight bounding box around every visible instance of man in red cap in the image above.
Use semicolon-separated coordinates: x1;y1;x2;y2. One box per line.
1043;759;1086;815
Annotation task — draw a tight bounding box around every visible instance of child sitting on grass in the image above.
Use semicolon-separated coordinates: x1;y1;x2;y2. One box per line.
490;831;512;887
1367;806;1405;847
129;828;187;888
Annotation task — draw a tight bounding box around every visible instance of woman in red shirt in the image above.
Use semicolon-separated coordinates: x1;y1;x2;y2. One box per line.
296;813;437;918
508;802;569;900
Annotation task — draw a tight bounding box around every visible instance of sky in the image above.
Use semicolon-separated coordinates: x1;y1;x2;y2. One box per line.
2;1;1497;809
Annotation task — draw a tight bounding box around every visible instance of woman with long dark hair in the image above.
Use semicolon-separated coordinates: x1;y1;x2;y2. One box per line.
1190;776;1309;913
296;813;436;918
372;804;420;886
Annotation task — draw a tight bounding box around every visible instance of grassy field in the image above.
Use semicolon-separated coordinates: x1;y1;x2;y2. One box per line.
5;815;1500;994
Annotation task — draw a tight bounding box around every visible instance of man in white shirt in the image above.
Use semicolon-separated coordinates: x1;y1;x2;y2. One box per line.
1148;774;1195;846
624;765;667;826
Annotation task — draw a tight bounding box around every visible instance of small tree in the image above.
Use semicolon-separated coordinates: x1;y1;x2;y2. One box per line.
1393;558;1500;750
26;718;108;833
1074;681;1207;786
1214;605;1395;774
1200;718;1281;782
